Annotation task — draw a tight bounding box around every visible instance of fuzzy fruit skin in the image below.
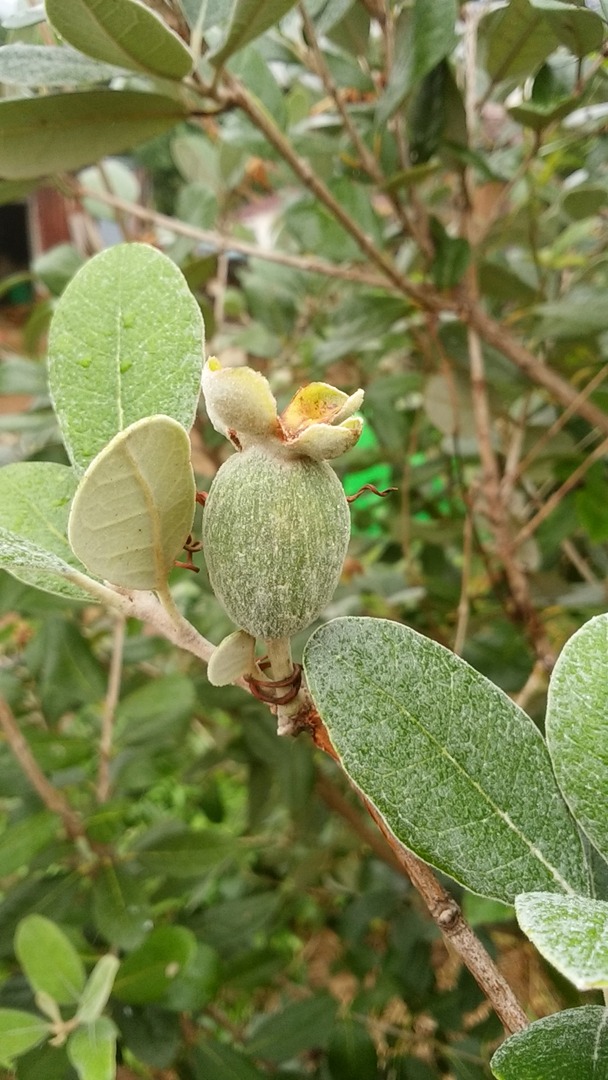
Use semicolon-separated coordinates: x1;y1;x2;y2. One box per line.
203;446;350;639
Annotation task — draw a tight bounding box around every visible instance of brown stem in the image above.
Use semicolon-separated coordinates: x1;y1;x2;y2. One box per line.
69;181;390;290
302;708;529;1036
315;772;404;873
365;802;529;1036
298;1;432;258
210;81;608;439
69;182;608;439
0;698;86;842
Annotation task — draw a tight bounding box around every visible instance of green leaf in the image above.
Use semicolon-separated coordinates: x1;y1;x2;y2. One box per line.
326;1018;379;1080
45;0;193;79
481;0;559;84
531;0;604;57
78;160;141;220
67;1017;117;1080
0;462;99;601
164;943;219;1012
132;825;239;878
0;178;38;205
0;44;127;86
210;0;299;66
92;864;150;951
0;812;58;877
113;926;196;1005
190;1041;267;1080
76;956;120;1024
67;415;195;590
47;242;204;471
562;184;608;221
429;216;471;289
534;290;608;338
490;1006;608;1079
546;614;608;862
0;1010;49;1063
24;617;106;722
303;617;589;904
0;91;187;182
516;892;608;990
33;243;84;296
114;673;196;747
246;993;338;1062
15;915;86;1005
377;0;457;124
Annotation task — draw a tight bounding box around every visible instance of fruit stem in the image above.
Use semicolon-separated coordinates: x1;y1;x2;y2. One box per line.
265;636;302;736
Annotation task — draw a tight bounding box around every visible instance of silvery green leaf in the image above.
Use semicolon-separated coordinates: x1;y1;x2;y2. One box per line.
304;617;589;904
546;614;608;861
0;462;99;601
48;242;205;473
516;892;608;990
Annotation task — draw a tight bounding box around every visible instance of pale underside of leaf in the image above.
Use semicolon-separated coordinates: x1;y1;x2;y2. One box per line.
304;618;589;904
68;415;195;591
45;0;193;79
516;892;608;990
0;91;187;182
546;613;608;863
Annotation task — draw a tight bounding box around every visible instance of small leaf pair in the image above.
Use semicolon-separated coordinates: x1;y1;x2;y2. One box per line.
0;243;205;598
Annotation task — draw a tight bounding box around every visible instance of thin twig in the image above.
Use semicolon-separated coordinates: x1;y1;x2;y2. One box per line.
302;710;529;1035
453;511;474;655
361;797;529;1035
69;182;391;290
513;363;608;484
69;180;608;438
97;614;126;805
315;772;404;873
298;1;431;257
516;432;608;547
0;698;85;841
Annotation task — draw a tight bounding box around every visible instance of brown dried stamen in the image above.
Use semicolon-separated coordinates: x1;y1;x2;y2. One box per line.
245;659;303;705
347;484;397;503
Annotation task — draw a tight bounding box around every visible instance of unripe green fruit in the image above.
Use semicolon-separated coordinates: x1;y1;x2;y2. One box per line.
202;446;350;639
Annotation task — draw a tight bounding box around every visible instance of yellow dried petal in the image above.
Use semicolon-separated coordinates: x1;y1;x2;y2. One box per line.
201;359;278;438
288;417;363;460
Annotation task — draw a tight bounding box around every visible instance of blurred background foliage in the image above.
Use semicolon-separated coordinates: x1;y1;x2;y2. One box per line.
1;0;608;1076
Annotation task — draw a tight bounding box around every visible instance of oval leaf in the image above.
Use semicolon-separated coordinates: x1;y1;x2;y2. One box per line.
546;614;608;862
491;1006;608;1080
67;1017;117;1080
210;0;299;66
0;91;187;181
516;892;608;990
15;915;86;1005
113;926;196;1005
76;955;120;1024
303;617;589;904
0;44;127;86
68;416;195;591
0;461;97;600
48;243;204;472
0;812;58;878
46;0;193;79
0;1009;49;1062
